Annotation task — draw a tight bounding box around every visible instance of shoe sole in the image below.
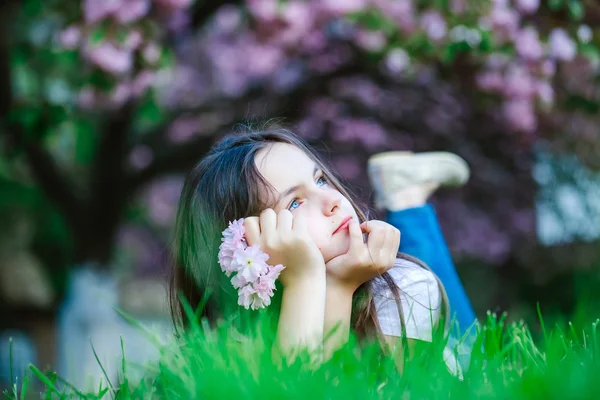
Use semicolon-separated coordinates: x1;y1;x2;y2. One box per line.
367;151;470;187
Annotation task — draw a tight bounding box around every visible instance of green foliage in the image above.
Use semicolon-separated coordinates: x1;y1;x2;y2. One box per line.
5;311;600;399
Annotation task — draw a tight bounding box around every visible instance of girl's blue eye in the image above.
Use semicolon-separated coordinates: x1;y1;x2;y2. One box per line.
288;177;327;211
288;199;301;211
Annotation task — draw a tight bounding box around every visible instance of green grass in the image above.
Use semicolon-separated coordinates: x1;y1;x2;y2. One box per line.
4;310;600;399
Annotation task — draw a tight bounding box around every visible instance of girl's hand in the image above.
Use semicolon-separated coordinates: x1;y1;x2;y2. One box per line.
325;220;400;293
244;209;326;288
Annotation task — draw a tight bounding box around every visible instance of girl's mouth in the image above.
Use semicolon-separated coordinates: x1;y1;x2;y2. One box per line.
333;216;352;234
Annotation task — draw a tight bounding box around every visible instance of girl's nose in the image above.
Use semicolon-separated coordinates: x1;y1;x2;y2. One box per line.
322;191;341;216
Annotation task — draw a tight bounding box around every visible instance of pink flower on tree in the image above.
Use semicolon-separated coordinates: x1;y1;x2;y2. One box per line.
58;26;81;50
85;42;133;75
515;0;540;14
355;30;387;52
504;99;537;132
503;65;535;99
115;0;151;23
154;0;194;10
487;2;520;42
321;0;366;15
246;0;278;21
549;28;577;62
476;71;504;91
83;0;122;23
535;80;554;106
515;27;543;61
420;10;447;42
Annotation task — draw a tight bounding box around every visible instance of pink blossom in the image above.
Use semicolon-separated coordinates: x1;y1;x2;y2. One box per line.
129;145;154;170
154;0;193;9
515;27;543;61
540;59;556;77
252;279;275;307
246;43;282;77
144;176;185;227
487;3;520;42
215;4;242;33
503;65;535;99
263;264;285;285
374;0;417;34
535;80;554;105
167;117;203;143
124;30;143;50
476;71;504;91
108;83;132;107
77;87;97;109
224;219;246;244
355;30;387;52
218;241;243;276
332;119;388;149
385;48;410;74
58;26;81;50
142;43;162;64
131;71;155;97
237;284;257;309
450;0;467;14
115;0;151;23
577;25;593;43
549;28;577;62
278;1;313;45
515;0;539;14
85;42;133;75
420;10;447;42
233;245;269;283
231;273;249;289
83;0;122;23
320;0;366;15
504;99;537;132
246;0;278;21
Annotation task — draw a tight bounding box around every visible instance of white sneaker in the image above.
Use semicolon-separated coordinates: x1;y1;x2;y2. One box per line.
367;151;470;210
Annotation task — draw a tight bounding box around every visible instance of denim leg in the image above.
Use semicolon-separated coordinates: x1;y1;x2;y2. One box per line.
387;204;477;338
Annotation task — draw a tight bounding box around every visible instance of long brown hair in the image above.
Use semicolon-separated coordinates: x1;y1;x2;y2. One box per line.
169;123;449;346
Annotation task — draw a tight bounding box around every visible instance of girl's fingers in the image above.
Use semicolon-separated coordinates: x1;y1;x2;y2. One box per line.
244;217;261;246
259;208;277;241
366;226;386;253
348;219;365;249
277;209;293;233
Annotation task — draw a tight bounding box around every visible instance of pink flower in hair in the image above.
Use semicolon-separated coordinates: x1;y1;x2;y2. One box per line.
218;218;285;310
237;284;257;309
233;245;269;283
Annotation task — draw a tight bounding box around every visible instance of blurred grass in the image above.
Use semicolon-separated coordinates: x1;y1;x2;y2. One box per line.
4;306;600;399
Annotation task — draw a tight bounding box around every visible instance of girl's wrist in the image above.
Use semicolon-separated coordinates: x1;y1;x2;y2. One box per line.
326;277;358;298
284;266;326;290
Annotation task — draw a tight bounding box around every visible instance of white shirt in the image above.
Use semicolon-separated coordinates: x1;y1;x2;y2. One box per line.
373;258;461;376
374;258;442;341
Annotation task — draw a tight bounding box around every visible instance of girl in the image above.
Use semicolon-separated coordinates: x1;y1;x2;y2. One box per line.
169;125;458;372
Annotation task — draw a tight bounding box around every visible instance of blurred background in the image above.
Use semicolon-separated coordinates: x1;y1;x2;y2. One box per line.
2;0;600;391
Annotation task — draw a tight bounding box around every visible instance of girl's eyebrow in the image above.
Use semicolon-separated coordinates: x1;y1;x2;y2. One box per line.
276;166;319;204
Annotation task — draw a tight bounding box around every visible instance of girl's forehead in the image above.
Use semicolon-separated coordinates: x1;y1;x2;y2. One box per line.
255;143;315;190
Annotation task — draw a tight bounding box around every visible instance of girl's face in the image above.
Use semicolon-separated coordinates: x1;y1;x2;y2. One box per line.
255;143;359;263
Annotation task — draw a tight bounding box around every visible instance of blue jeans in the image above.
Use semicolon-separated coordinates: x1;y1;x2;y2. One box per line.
387;204;477;339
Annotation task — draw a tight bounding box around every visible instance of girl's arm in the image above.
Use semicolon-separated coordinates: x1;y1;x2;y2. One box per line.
276;270;327;360
323;281;354;359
